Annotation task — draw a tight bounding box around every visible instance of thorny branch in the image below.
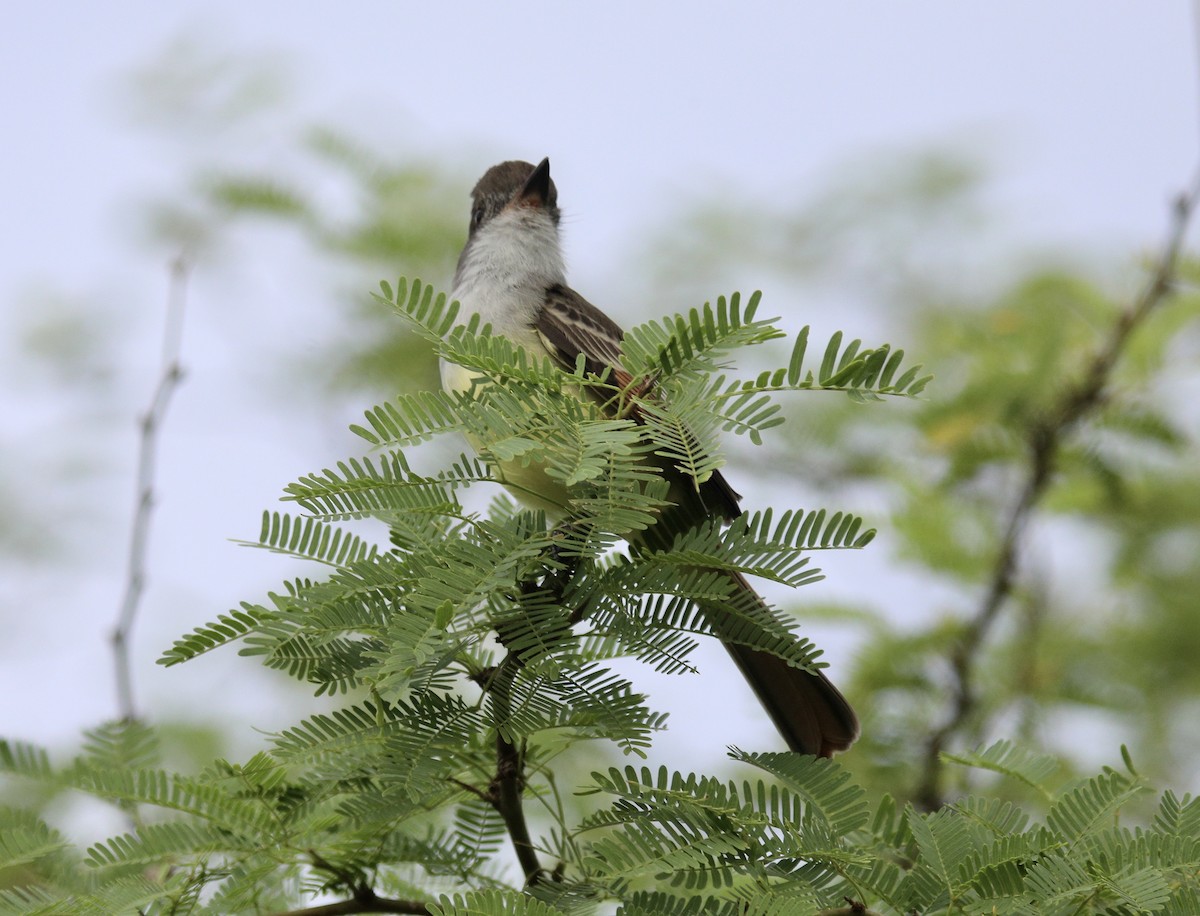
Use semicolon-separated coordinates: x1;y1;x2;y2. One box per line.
112;255;190;723
914;175;1200;810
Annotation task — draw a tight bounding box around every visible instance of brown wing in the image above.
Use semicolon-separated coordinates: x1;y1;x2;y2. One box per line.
535;284;628;380
534;284;742;522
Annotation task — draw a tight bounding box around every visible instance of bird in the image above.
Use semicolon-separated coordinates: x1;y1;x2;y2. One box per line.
439;157;858;757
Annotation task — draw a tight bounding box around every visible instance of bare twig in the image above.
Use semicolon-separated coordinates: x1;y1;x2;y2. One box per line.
111;255;190;722
914;175;1200;810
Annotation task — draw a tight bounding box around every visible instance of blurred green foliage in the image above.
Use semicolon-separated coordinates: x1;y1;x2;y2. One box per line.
2;37;1198;914
195;126;465;393
71;38;1200;802
634;158;1200;804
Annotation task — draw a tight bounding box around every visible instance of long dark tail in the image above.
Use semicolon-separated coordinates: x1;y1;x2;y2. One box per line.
706;571;859;757
641;476;859;756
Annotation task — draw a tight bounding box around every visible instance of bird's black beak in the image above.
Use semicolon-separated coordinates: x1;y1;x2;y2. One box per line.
517;157;552;207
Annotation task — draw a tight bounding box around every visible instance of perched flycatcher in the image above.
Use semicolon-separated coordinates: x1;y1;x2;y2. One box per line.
441;158;858;757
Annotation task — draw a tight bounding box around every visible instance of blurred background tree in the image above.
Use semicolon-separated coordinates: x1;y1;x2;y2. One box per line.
1;10;1197;901
120;53;1200;805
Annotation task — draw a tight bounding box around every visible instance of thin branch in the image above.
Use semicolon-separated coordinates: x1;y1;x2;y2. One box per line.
270;854;432;915
112;255;190;722
447;775;491;803
485;653;544;886
270;888;430;915
816;899;883;916
913;175;1200;810
475;527;592;885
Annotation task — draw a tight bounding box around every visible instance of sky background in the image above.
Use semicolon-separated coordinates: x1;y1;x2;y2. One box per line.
1;2;1196;796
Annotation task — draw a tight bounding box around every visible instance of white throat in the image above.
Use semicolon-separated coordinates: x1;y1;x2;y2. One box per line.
450;207;566;340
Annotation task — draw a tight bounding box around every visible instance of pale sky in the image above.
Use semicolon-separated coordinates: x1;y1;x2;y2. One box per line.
0;2;1195;788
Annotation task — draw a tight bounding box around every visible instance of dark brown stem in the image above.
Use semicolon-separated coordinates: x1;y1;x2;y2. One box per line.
913;177;1200;810
270;853;431;915
815;899;883;916
477;523;594;884
485;654;544;885
269;888;429;915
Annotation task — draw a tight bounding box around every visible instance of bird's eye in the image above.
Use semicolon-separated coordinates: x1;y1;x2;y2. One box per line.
471;207;485;228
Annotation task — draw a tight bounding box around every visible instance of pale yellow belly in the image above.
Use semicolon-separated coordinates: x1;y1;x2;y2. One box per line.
441;358;574;519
